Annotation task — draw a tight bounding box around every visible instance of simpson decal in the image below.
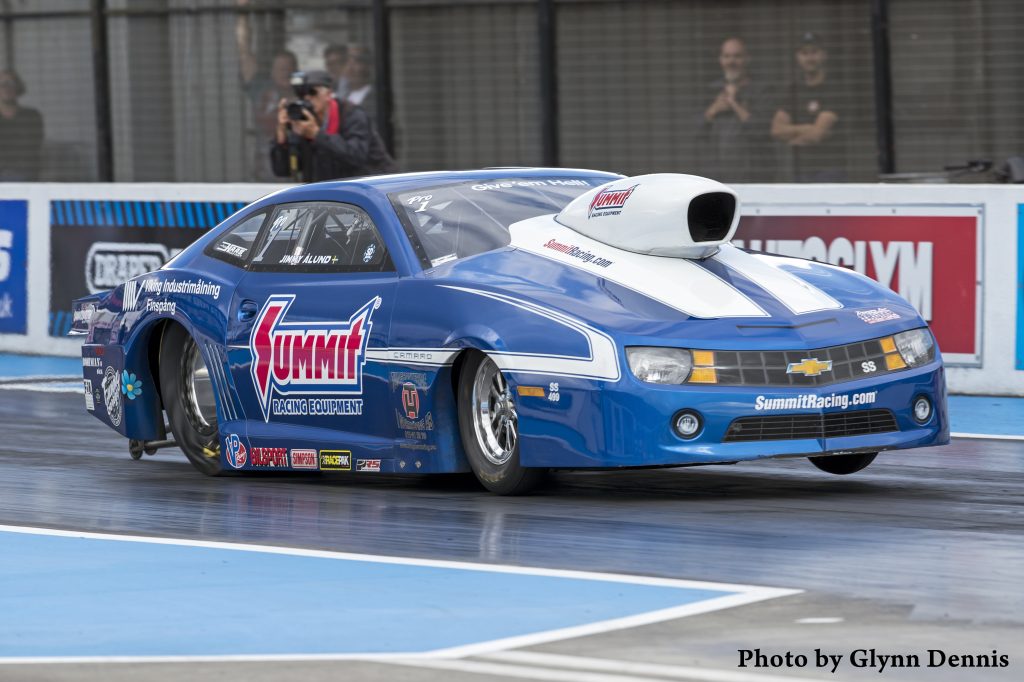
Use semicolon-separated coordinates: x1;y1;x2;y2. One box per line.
290;449;318;470
588;184;637;218
249;295;379;421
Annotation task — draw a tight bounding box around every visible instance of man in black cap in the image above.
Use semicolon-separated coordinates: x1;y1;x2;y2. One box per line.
271;69;391;182
771;32;845;181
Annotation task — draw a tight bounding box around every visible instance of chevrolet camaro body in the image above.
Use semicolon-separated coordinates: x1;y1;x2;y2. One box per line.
74;169;948;486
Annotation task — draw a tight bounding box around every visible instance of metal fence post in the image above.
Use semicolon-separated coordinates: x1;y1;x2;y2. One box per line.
538;0;559;167
871;0;895;176
90;0;114;181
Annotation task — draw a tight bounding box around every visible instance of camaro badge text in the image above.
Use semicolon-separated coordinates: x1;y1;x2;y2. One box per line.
250;294;379;421
786;358;833;377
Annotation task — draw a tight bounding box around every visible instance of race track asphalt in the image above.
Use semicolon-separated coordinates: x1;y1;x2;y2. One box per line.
0;388;1021;682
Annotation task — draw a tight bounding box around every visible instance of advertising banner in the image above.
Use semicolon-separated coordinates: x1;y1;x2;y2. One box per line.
49;199;247;337
0;200;28;335
1018;204;1024;371
735;205;982;366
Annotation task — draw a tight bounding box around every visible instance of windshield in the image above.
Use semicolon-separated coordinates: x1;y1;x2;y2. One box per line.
389;176;610;268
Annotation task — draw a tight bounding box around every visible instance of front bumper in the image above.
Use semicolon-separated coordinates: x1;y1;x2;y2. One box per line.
515;361;948;468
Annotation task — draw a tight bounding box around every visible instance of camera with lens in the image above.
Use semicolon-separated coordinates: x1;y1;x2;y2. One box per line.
286;70;333;121
286;100;314;121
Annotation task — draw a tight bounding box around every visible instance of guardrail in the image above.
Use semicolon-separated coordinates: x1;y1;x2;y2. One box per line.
0;182;1021;395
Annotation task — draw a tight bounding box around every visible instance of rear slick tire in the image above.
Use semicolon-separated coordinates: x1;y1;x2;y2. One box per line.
457;352;545;495
159;324;224;476
809;452;878;475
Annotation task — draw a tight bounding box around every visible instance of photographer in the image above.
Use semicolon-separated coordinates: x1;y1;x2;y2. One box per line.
271;70;385;182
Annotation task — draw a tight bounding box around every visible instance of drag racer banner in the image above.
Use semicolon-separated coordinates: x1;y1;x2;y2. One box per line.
0;200;28;334
735;205;982;366
48;199;246;337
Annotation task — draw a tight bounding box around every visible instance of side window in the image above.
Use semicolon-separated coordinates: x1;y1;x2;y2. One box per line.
205;210;268;266
250;201;392;273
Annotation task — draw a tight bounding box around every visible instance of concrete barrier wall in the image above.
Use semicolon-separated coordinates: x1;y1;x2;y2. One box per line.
0;182;1021;395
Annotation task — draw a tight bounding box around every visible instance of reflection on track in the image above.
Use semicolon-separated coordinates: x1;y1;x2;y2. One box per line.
1;389;1023;631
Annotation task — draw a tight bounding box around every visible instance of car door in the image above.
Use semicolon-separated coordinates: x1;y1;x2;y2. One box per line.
226;200;399;454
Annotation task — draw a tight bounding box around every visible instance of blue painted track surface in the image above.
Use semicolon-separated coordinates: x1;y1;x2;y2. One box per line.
0;354;81;379
946;396;1024;437
0;530;733;658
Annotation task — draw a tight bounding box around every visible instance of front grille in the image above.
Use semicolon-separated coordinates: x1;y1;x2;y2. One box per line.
708;340;893;387
723;409;898;442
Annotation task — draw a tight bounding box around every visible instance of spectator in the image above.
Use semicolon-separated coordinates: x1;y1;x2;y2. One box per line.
698;37;771;182
343;44;375;122
0;69;43;181
323;44;349;100
771;32;844;181
271;70;390;182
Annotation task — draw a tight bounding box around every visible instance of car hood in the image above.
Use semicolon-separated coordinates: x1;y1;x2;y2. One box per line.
430;216;926;351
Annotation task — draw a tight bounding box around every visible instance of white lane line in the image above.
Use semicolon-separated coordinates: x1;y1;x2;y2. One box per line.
479;651;834;682
385;658;667;682
0;524;800;666
951;432;1024;442
795;617;843;625
419;592;799;660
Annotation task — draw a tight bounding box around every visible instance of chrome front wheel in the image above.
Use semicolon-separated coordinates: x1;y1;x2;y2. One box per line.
470;359;518;466
457;352;544;495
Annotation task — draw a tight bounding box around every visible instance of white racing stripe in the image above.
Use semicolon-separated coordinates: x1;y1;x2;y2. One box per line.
510;217;768;319
440;286;621;381
713;245;842;315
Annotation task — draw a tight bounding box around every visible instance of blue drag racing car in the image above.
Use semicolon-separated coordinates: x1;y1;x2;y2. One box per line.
74;169;948;494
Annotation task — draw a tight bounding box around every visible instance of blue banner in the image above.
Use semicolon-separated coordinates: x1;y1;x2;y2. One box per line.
0;200;28;335
1018;204;1024;370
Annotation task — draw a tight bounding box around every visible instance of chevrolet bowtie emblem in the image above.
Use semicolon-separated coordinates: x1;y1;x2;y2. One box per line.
786;358;833;376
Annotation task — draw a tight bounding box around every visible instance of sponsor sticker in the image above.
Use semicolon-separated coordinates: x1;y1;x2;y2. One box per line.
754;391;878;412
146;299;176;315
215;241;248;259
319;450;352;471
542;238;614;268
250;447;288;468
356;459;381;473
83;379;95;411
588;184;638;219
362;243;376;263
121;370;143;400
290;449;318;470
857;307;901;324
83;357;102;368
225;434;247;469
250;294;379;421
401;382;420;419
102;366;123;427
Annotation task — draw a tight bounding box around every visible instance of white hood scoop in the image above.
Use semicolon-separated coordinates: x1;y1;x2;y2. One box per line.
554;173;739;259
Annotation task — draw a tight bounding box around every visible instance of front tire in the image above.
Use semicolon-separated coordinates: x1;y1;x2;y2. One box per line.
457;352;545;495
159;324;223;476
809;452;878;475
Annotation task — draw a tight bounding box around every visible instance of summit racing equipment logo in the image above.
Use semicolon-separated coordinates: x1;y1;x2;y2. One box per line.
249;294;379;422
588;184;637;218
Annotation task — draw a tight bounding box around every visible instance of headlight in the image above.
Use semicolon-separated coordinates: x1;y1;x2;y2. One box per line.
894;328;935;368
626;347;692;384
